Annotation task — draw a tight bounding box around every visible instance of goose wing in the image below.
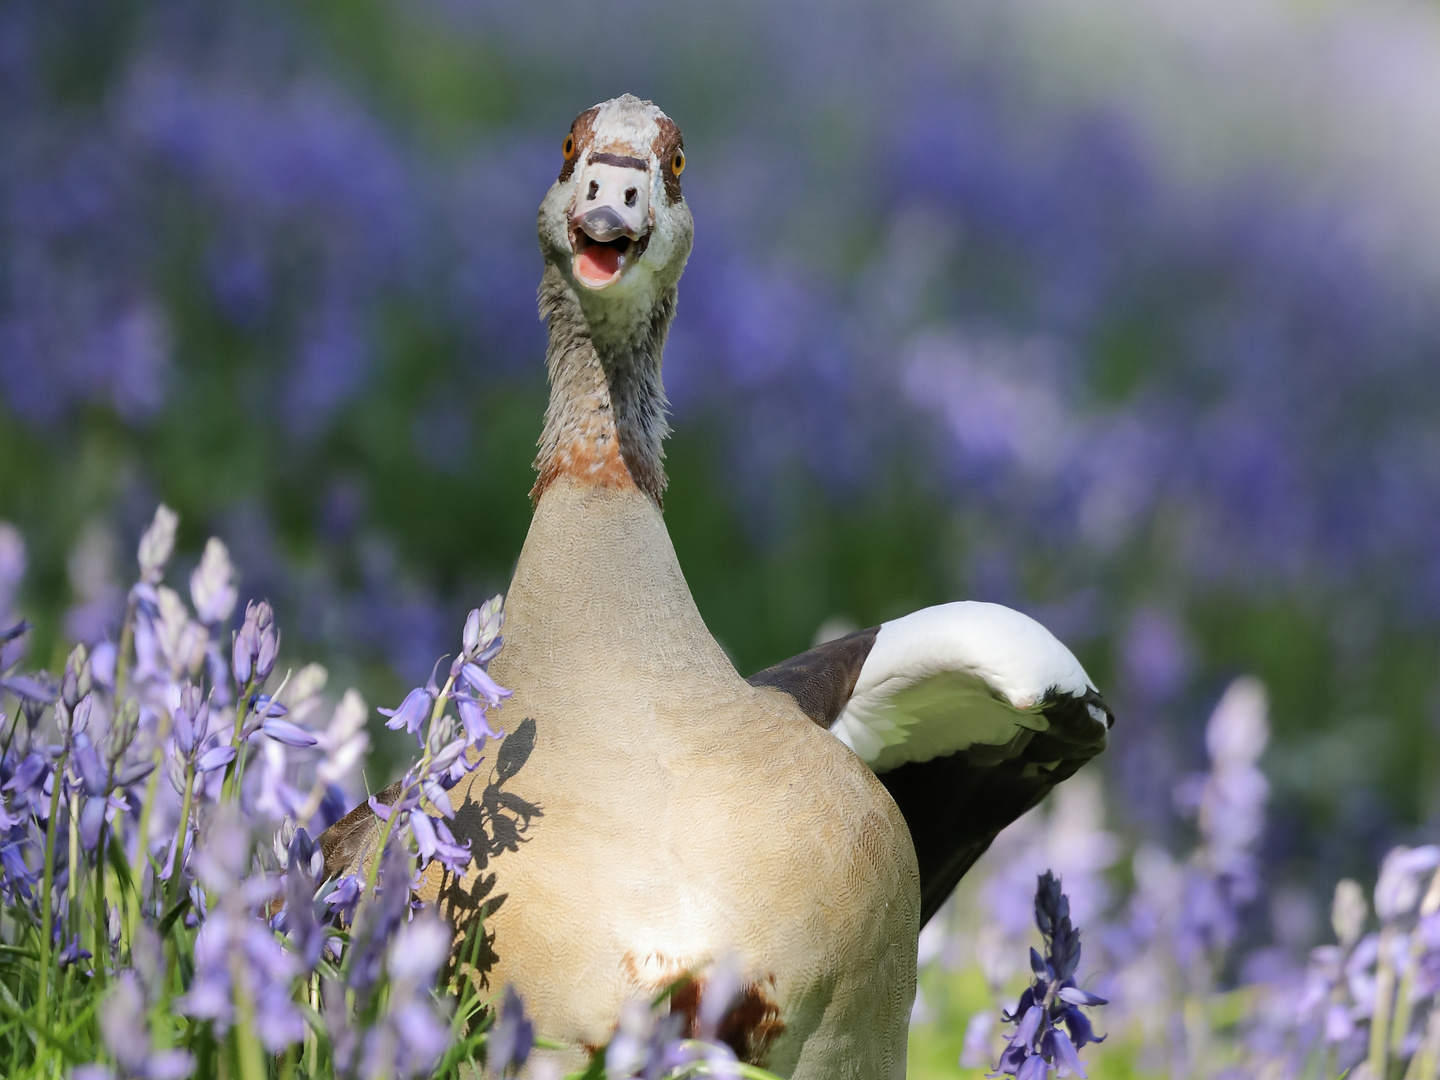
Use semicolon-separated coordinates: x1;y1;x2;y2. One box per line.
748;601;1112;925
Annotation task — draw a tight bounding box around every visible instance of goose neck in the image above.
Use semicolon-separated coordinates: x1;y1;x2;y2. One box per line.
532;266;673;507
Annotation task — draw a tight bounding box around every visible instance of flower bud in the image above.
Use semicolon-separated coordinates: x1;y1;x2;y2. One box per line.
462;607;481;657
137;504;178;585
233;600;279;685
189;537;238;625
1332;879;1367;949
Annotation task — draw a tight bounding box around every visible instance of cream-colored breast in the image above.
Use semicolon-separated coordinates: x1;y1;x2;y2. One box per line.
428;478;918;1079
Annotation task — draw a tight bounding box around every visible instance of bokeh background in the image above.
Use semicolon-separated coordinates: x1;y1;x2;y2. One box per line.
4;0;1440;1070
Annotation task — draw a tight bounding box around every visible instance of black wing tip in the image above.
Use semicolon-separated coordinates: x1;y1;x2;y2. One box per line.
1041;686;1114;732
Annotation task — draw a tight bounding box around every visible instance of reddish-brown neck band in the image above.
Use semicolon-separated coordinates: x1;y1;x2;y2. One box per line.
531;266;673;507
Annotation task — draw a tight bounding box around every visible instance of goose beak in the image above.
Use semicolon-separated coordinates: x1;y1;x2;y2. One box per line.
569;157;652;290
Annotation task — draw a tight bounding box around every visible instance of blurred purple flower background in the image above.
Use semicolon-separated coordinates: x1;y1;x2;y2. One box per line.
5;0;1440;1054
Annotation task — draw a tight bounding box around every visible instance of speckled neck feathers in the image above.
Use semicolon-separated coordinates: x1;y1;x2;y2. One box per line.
532;265;673;507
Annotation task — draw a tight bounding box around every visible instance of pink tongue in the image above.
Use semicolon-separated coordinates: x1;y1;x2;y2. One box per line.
577;243;621;283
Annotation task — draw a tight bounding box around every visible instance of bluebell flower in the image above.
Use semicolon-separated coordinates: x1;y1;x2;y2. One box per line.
456;694;503;745
410;810;471;876
232;600;278;686
359;915;454;1079
178;813;305;1051
992;872;1106;1080
0;672;55;707
604;998;688;1080
274;826;327;970
92;971;196;1080
379;686;433;736
488;985;535;1077
4;752;51;814
0;840;37;901
459;663;511;709
315;688;370;787
346;840;414;995
261;715;318;748
188;538;238;627
57;934;91;968
136;505;178;586
326;872;363;923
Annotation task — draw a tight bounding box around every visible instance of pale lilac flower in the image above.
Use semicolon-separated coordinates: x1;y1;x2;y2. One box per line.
136;505;178;586
347;841;414;994
261;716;318;748
456;695;503;744
459;663;510;709
316;689;369;786
232;600;278;685
380;687;432;736
1374;846;1440;922
98;971;196;1080
961;1010;997;1069
326;872;363;922
488;985;535;1077
410;810;471;875
1333;879;1369;949
179;814;303;1051
274;826;326;970
189;538;238;626
605;999;685;1080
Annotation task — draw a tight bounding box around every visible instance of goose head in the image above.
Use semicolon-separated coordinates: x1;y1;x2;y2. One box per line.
537;95;693;346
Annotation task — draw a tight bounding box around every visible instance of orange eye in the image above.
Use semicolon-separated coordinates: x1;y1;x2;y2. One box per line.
562;134;576;160
671;149;685;177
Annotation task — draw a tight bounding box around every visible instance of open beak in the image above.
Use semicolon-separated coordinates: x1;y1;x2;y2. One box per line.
569;157;651;290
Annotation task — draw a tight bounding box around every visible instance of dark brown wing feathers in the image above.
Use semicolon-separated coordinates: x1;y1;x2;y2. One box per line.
747;628;879;727
319;779;402;882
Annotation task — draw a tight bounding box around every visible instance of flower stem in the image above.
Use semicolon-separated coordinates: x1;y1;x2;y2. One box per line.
36;747;70;1049
114;592;137;703
1371;926;1397;1080
167;761;196;913
222;677;256;805
230;946;267;1080
67;790;80;936
92;827;109;991
0;702;23;763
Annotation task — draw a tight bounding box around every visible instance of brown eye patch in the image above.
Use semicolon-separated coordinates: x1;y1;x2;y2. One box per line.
651;116;684;204
559;106;599;183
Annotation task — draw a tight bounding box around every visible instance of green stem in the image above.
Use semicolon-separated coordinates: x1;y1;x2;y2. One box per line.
230;947;267;1080
67;791;80;941
1371;927;1397;1080
92;828;109;991
305;974;319;1078
221;677;256;805
0;993;80;1064
113;593;137;704
36;747;69;1045
131;701;175;940
167;761;197;914
0;703;22;764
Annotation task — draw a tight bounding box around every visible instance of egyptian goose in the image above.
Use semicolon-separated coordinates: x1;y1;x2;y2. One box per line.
320;95;1111;1079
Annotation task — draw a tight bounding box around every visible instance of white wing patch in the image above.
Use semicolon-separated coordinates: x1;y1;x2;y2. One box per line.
829;601;1099;775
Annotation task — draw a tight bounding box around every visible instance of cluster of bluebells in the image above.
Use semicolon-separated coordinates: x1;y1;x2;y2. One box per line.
359;595;511;882
1268;847;1440;1080
0;506;532;1080
9;0;1440;873
991;872;1107;1080
916;674;1440;1080
3;506;791;1080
